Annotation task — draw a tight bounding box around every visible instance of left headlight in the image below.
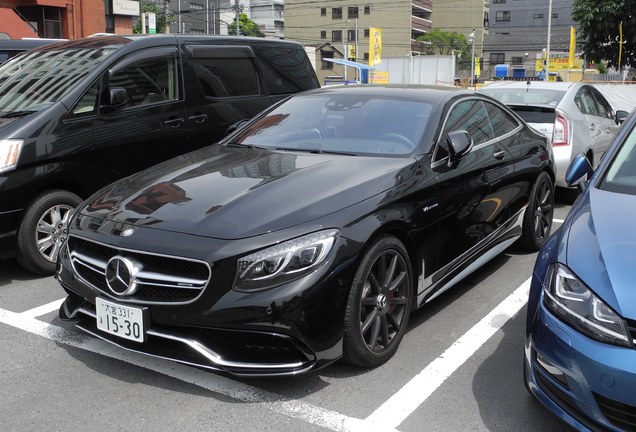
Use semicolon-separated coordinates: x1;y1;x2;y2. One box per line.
234;229;339;292
543;263;632;348
0;139;23;173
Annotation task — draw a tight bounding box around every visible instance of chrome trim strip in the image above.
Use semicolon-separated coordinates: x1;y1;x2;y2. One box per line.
72;306;313;376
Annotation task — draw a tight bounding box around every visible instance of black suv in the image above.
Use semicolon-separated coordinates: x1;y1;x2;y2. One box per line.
0;35;320;274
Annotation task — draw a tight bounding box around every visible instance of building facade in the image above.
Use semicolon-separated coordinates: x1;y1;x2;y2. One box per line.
284;0;432;83
483;0;577;79
0;0;139;40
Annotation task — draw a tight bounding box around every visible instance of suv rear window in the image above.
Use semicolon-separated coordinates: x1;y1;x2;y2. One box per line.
192;57;259;98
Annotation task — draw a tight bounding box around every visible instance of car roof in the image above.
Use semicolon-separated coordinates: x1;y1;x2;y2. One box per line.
0;38;63;50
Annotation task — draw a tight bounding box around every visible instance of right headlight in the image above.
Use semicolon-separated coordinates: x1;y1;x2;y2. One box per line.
543;263;632;348
233;229;339;292
0;139;23;173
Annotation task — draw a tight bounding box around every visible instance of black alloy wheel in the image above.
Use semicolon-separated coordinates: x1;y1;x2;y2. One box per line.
519;172;554;251
343;236;412;367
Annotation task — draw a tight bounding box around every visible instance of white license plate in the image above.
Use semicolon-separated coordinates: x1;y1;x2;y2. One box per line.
96;297;148;343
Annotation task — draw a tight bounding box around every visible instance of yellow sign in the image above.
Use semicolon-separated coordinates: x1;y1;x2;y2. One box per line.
535;52;583;73
347;44;356;60
475;56;481;77
568;26;576;68
369;28;382;66
369;71;389;84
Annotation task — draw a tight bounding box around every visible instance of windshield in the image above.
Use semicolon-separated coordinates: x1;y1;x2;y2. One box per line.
0;47;116;114
233;94;432;157
600;122;636;195
480;87;566;107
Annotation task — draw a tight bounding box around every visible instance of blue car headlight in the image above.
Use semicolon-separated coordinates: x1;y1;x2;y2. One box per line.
233;229;339;292
543;263;632;348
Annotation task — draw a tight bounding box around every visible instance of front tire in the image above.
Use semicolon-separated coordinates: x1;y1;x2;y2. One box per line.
343;236;413;367
16;190;82;275
519;172;554;251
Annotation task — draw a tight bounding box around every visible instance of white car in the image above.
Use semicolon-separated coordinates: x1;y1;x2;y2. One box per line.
479;81;628;190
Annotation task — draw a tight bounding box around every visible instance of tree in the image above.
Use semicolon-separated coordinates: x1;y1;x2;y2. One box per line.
572;0;636;69
227;13;264;37
132;0;170;34
416;29;472;69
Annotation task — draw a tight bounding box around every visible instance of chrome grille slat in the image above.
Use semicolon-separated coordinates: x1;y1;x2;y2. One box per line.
67;235;211;304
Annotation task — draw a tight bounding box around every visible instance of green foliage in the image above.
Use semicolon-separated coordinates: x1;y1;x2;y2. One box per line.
227;13;265;37
573;0;635;68
133;0;169;34
416;29;472;69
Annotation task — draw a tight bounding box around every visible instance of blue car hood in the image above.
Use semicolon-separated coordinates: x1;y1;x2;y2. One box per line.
565;187;636;319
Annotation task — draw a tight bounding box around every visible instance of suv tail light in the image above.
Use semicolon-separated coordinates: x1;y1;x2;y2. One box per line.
552;113;569;146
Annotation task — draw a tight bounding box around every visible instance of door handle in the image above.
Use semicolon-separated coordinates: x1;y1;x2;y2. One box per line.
493;149;506;160
189;113;208;124
164;118;185;128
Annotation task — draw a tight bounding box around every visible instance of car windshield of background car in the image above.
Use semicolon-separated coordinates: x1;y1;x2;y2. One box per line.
481;88;566;106
233;94;432;156
600;123;636;195
0;47;117;115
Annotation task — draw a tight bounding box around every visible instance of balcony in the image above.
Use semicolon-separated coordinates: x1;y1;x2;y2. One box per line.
412;0;432;13
412;16;432;34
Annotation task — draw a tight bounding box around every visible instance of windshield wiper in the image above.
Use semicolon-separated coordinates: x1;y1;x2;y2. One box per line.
225;142;270;150
275;147;357;156
0;110;37;118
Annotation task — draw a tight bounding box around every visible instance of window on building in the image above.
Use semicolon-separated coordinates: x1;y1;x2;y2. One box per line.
364;29;370;38
321;30;326;39
332;8;342;19
332;30;342;42
347;29;357;42
321;7;326;16
484;11;489;27
321;51;334;70
490;53;505;64
496;11;510;21
364;5;371;14
190;2;204;9
533;14;544;19
552;13;558;18
493;0;506;3
511;56;523;64
363;52;369;61
348;6;359;19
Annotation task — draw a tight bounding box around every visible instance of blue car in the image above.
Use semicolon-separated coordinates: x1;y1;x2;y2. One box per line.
525;110;636;431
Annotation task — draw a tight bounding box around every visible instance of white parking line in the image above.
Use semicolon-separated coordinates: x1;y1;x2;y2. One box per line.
0;305;396;432
365;278;531;429
4;276;534;431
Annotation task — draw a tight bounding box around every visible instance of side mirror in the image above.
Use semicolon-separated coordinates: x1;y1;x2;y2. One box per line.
565;154;593;191
615;110;629;125
446;130;473;167
106;87;129;110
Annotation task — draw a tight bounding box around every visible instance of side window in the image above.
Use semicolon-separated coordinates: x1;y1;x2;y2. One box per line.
435;100;493;161
484;101;519;138
192;57;259;98
71;81;100;117
108;56;177;108
592;89;613;119
254;46;319;95
574;88;599;116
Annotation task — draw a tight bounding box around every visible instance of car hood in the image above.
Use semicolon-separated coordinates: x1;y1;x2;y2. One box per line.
79;145;416;239
565;187;636;318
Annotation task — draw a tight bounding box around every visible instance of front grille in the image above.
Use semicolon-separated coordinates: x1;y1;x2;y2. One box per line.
67;236;211;304
594;393;636;431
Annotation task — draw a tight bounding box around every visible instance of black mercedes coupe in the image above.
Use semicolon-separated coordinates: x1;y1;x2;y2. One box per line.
56;85;555;376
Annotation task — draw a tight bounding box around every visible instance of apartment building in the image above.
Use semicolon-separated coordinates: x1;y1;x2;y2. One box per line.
284;0;432;83
483;0;577;78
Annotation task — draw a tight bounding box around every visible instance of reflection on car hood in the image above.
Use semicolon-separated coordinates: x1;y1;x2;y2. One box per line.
565;187;636;318
80;145;415;239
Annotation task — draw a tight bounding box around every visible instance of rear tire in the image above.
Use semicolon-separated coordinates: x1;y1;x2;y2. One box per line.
16;190;82;275
343;236;412;367
519;172;554;251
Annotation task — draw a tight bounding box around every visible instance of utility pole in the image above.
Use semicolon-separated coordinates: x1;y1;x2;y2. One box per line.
235;0;240;36
546;0;553;81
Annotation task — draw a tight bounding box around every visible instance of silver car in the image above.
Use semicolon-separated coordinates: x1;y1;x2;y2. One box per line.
479;81;628;189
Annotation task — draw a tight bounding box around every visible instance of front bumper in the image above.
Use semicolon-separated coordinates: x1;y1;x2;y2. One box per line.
525;293;636;431
56;225;356;377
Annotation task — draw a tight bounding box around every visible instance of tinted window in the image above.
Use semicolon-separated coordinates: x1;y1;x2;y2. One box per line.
484;101;519;137
592;89;613;119
253;46;319;95
507;106;555;124
436;100;493;160
575;88;599;116
108;55;178;107
192;57;258;97
71;81;99;116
